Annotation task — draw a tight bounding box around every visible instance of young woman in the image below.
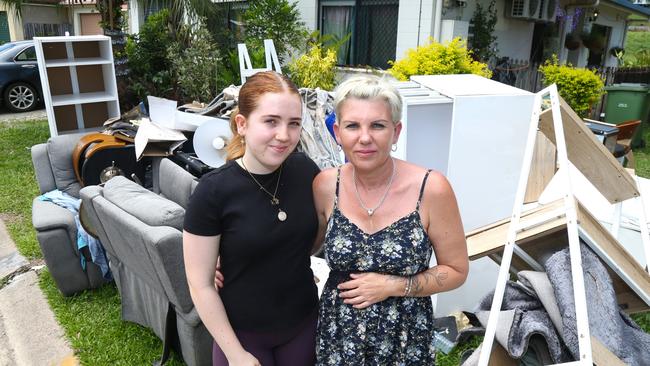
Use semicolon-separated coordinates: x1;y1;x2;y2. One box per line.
183;71;320;366
312;76;469;365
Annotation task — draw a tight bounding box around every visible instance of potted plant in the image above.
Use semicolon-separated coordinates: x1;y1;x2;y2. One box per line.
609;46;625;58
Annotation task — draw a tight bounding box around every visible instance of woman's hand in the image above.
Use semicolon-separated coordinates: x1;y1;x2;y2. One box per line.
214;257;224;290
337;273;403;309
228;350;261;366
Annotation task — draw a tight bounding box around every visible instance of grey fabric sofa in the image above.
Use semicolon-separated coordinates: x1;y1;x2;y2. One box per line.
80;158;212;366
31;133;109;296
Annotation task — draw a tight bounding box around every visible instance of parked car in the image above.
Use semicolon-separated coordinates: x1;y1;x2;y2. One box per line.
0;40;42;112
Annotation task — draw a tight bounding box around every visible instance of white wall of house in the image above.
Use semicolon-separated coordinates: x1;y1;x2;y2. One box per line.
395;0;435;60
593;4;630;67
128;0;142;34
295;0;318;30
494;18;535;61
121;0;636;68
443;0;536;61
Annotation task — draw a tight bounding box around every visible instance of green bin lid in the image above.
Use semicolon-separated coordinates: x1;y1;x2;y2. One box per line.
605;83;649;92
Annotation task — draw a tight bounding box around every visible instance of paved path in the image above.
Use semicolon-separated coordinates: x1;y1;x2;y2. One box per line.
0;108;46;123
0;219;78;366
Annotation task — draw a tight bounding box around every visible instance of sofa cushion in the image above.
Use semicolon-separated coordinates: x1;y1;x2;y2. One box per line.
158;158;197;209
103;176;185;230
47;133;84;198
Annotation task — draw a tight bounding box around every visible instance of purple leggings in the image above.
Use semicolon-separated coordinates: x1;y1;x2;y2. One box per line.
212;309;317;366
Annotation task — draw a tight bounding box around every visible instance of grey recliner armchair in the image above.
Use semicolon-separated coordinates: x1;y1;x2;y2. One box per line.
80;158;212;366
31;133;109;296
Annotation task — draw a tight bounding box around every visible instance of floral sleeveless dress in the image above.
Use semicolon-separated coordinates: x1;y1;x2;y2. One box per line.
316;169;436;365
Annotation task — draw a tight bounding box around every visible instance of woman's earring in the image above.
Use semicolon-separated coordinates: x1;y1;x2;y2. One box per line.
391;144;397;152
337;144;342;151
241;137;246;145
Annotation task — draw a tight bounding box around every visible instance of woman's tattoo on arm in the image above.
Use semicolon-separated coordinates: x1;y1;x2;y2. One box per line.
435;270;448;287
411;275;422;294
412;268;449;295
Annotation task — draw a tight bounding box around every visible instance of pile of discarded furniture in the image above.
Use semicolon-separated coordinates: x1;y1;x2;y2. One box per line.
32;132;211;365
463;87;650;365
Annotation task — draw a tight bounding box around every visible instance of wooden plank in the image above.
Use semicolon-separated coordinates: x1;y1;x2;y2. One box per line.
466;200;566;259
576;200;650;311
465;197;649;313
524;131;557;203
538;99;639;203
488;342;518;366
591;336;626;366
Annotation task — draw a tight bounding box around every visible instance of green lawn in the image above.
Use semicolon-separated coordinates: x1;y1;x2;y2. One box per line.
0;118;648;365
624;31;650;57
0;119;182;365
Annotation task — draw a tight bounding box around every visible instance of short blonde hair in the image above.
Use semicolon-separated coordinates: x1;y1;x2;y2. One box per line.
333;75;402;123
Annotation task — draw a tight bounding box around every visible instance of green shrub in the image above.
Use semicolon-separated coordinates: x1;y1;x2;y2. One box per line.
538;56;605;117
168;20;220;103
288;44;337;90
216;47;268;90
469;0;498;63
388;38;492;81
242;0;308;63
125;10;178;101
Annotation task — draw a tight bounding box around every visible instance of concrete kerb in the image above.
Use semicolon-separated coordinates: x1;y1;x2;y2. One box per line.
0;218;79;366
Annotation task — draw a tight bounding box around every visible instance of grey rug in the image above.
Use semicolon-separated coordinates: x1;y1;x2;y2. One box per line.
464;242;650;365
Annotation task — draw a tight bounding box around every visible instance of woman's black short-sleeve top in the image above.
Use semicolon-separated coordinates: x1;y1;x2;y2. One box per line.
183;152;320;331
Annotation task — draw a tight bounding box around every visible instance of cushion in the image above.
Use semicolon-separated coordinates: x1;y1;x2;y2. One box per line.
103;176;185;230
47;133;84;198
158;158;197;209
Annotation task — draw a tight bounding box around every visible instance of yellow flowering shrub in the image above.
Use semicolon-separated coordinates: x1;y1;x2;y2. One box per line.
539;56;605;117
288;44;337;90
388;38;492;81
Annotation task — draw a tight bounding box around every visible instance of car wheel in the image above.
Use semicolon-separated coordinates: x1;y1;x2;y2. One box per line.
4;82;37;112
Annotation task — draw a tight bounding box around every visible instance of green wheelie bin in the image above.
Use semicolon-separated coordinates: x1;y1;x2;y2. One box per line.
604;83;650;148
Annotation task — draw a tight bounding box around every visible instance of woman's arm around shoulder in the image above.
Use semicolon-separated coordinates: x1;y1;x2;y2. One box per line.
183;231;260;366
311;167;339;254
411;170;469;296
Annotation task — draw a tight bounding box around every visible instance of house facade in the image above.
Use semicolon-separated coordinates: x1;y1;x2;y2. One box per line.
1;0;102;43
297;0;650;69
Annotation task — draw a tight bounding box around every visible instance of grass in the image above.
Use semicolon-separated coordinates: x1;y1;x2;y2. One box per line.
0;117;648;365
0;119;49;258
0;119;183;365
40;270;183;366
624;31;650;57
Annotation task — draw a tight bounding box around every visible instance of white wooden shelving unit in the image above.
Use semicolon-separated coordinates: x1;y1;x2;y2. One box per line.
34;35;119;137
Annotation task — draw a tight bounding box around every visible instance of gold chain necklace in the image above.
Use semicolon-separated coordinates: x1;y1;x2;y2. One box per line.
240;158;287;221
353;158;396;216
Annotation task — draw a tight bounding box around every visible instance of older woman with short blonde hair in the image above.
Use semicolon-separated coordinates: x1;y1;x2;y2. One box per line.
312;75;469;365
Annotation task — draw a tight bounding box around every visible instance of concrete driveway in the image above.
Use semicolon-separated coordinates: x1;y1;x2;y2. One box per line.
0;107;46;123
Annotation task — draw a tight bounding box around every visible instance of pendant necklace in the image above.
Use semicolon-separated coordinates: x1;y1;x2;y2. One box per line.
240;158;287;221
353;158;397;217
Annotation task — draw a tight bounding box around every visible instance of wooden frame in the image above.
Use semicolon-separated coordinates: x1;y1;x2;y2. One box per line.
476;85;650;365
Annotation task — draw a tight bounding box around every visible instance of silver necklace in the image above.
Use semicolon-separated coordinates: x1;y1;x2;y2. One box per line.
352;158;396;216
240;158;287;221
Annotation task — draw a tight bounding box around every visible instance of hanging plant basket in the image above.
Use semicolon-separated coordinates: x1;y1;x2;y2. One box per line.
565;33;581;50
581;32;606;51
